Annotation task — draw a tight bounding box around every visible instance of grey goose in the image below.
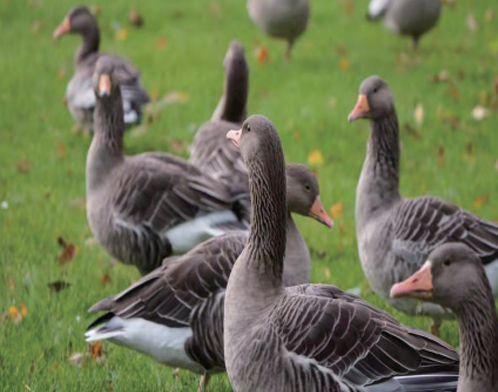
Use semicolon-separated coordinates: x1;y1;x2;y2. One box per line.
85;163;334;391
86;57;247;275
391;243;498;392
349;75;498;335
247;0;310;60
54;6;149;132
190;41;250;214
223;115;459;392
367;0;441;48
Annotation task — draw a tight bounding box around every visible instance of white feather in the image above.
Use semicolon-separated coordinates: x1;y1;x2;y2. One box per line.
367;0;391;19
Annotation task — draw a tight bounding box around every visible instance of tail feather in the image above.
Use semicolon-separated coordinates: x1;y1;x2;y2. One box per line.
395;373;458;392
86;312;115;331
85;313;124;342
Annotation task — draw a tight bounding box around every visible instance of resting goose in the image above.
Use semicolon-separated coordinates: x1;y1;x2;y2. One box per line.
247;0;310;60
391;243;498;392
367;0;441;49
190;41;250;212
224;115;459;392
85;163;334;391
53;6;149;132
348;75;498;335
86;57;246;275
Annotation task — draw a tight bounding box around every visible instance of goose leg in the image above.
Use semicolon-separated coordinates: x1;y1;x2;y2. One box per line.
168;368;179;392
430;318;442;337
197;373;210;392
285;40;294;61
411;35;420;50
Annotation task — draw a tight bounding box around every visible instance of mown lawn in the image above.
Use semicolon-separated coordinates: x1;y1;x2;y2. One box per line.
1;0;497;390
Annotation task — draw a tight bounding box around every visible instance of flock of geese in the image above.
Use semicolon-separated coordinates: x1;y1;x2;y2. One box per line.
50;2;498;392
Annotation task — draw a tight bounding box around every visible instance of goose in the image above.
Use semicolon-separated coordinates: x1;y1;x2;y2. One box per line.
223;115;459;392
190;41;250;212
366;0;441;49
85;163;334;391
86;56;247;275
348;75;498;335
246;0;310;60
391;243;498;392
53;6;149;132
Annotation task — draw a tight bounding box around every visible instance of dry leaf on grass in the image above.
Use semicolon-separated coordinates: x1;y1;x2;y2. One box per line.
339;57;350;71
2;303;27;324
99;273;111;285
467;13;478;32
430;70;450;83
329;202;343;219
16;159;30;173
307;150;324;167
115;28;128;40
48;281;71;293
156;36;168;50
255;45;269;65
128;9;144;27
472;194;489;209
57;237;76;265
438;144;445;167
56;141;66;160
414;103;424;127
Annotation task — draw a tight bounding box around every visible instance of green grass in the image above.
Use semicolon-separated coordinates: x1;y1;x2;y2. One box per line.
1;0;497;390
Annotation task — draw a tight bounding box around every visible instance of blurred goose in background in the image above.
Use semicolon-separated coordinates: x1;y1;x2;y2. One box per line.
367;0;441;49
247;0;310;60
86;163;334;392
224;115;459;392
190;41;250;217
348;75;498;336
391;243;498;392
53;6;149;132
86;57;247;275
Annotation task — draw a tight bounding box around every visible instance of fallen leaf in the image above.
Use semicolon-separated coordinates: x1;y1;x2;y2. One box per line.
335;45;347;55
324;267;331;279
56;141;66;160
16;159;30;173
446;85;461;101
472;194;489;209
68;353;84;368
128;9;144;27
403;123;421;138
169;139;188;153
19;303;27;318
56;66;67;80
8;277;14;291
342;0;355;16
90;341;102;359
8;306;18;318
307;149;324;167
430;70;450;83
472;105;488;121
99;274;111;285
339;56;350;71
90;6;102;16
255;45;269;65
156;36;168;50
414;103;424;127
58;243;76;265
115;28;128;40
107;382;115;392
442;114;461;130
293;131;301;142
467;13;478;32
329;202;343;219
485;9;494;23
48;281;71;293
438;144;445;167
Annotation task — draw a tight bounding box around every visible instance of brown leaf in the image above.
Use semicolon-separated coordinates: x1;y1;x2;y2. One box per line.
8;277;15;291
329;202;344;219
339;57;350;71
335;45;347;55
16;159;30;173
256;45;269;65
90;341;102;359
107;382;115;392
58;244;76;265
446;85;461;101
485;9;494;23
438;144;445;167
48;281;71;293
169;139;188;153
156;36;168;51
115;28;128;41
443;114;461;130
56;141;66;160
430;70;450;83
99;274;111;285
128;9;144;27
472;194;489;209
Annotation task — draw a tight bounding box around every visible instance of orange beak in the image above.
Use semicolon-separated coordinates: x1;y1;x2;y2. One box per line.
53;17;71;39
227;129;242;149
308;196;334;229
390;261;433;299
98;75;111;97
348;94;370;122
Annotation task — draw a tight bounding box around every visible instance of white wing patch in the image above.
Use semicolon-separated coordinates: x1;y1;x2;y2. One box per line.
367;0;391;19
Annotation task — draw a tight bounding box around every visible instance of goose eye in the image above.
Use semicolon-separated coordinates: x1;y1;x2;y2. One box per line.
373;88;378;93
305;184;311;192
443;259;451;267
246;125;251;132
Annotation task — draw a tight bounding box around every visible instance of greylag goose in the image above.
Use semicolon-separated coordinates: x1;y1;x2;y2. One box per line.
391;243;498;392
224;115;459;392
348;75;498;335
190;41;250;212
247;0;310;60
366;0;441;48
86;57;246;275
85;163;334;391
53;6;149;132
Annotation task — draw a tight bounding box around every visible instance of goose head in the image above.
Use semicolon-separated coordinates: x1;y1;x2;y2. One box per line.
53;6;97;39
348;75;395;122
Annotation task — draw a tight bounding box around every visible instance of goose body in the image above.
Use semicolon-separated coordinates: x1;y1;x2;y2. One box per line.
367;0;441;48
86;163;334;378
349;76;498;328
224;115;458;392
247;0;310;59
54;6;149;132
392;243;498;392
87;57;246;275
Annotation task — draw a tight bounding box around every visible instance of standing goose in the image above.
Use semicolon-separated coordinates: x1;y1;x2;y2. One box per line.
391;243;498;392
87;56;246;275
247;0;310;60
348;75;498;335
367;0;441;49
53;6;149;132
190;41;250;214
224;115;459;392
85;163;334;391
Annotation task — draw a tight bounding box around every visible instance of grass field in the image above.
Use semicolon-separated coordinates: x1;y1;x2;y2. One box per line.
1;0;497;390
